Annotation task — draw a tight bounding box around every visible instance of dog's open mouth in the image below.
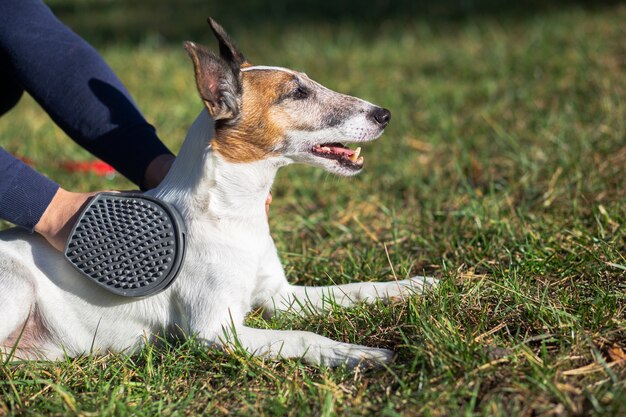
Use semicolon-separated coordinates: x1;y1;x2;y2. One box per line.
311;143;364;170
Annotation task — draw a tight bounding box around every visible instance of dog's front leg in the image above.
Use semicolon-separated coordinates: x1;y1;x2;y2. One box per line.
219;325;393;368
265;277;439;317
253;242;438;317
187;297;392;367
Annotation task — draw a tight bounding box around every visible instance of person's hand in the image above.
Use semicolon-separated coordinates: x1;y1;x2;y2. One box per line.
265;192;272;219
34;188;95;251
143;154;175;190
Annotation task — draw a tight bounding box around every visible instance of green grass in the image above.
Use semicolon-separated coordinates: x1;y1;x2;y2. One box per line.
1;1;625;415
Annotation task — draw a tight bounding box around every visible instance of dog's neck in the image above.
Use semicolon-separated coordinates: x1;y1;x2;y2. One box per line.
148;111;285;225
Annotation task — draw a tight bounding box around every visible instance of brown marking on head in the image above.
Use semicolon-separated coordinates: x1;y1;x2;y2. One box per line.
186;19;309;164
211;70;296;163
184;18;291;163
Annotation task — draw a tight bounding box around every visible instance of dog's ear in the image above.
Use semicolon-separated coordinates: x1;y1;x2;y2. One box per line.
183;41;242;122
207;17;250;68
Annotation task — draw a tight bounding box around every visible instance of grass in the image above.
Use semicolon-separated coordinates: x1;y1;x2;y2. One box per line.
1;1;625;415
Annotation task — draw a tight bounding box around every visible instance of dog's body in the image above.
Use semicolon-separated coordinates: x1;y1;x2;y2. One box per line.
0;19;436;367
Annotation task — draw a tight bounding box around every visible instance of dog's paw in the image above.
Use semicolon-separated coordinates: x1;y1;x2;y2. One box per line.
370;276;439;304
317;342;394;369
398;275;439;294
346;345;394;369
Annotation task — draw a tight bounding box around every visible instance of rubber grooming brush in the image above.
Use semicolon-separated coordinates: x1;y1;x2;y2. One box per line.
64;193;186;297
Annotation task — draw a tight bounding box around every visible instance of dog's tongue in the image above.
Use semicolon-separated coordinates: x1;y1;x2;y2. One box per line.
326;145;352;156
317;144;362;162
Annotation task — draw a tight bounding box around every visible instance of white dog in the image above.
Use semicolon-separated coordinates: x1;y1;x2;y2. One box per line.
0;18;437;367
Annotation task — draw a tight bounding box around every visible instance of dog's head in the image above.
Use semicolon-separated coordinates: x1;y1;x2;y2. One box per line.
184;18;391;176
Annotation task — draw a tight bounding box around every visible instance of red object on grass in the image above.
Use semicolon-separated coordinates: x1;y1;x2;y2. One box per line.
60;160;116;176
16;154;116;177
18;156;34;165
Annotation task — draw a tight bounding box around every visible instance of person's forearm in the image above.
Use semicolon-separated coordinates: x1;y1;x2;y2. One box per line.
0;147;59;231
0;0;173;188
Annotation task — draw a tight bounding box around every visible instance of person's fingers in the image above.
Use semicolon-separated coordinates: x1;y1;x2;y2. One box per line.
143;154;175;190
265;192;272;219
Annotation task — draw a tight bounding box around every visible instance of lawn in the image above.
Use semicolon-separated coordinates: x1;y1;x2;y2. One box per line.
1;1;625;415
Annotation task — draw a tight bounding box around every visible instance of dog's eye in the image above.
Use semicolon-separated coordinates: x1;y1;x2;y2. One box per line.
291;86;309;100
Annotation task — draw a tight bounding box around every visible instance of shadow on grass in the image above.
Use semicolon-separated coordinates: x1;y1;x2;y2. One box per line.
48;0;621;46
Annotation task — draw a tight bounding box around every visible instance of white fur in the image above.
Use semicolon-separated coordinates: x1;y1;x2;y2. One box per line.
241;65;297;74
0;110;437;367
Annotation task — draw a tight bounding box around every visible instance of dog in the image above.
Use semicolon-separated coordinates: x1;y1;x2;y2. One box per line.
0;18;437;368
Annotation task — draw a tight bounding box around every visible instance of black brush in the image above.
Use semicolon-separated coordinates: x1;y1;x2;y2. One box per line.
64;193;186;297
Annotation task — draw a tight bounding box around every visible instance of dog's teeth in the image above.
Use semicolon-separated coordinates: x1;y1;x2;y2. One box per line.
356;156;364;164
321;147;331;152
349;148;361;162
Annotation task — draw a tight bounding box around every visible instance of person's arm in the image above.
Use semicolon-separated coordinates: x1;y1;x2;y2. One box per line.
0;0;176;249
0;147;59;232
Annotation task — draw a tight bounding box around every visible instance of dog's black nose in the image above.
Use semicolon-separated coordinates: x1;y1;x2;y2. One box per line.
369;107;391;128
